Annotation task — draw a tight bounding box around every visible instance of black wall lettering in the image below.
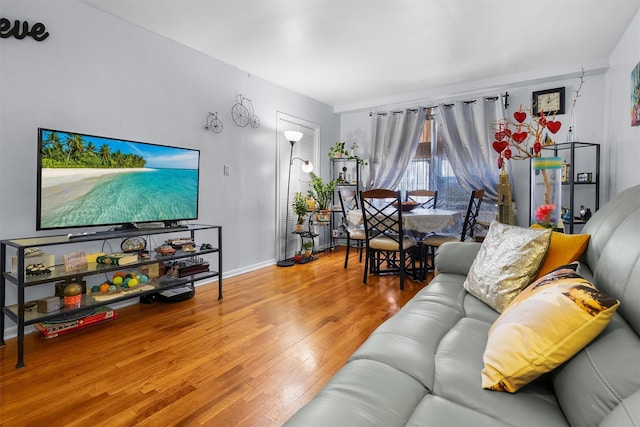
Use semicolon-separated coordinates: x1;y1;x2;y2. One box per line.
0;18;49;41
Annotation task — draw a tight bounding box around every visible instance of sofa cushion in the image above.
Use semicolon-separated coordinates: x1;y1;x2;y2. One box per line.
482;264;619;393
463;221;551;313
530;223;590;279
283;358;428;427
552;314;640;427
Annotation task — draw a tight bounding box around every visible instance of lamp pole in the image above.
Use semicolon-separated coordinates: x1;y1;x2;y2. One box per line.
277;139;297;267
277;131;309;267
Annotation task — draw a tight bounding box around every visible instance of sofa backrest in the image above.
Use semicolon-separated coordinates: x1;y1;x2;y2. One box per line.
552;183;640;427
581;183;640;335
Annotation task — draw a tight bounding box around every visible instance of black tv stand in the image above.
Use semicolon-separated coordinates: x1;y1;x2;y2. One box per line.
2;224;222;368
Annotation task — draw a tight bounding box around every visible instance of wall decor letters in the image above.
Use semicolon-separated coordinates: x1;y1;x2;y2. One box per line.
0;18;49;41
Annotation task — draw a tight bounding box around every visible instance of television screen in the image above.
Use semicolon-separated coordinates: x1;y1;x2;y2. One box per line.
37;128;200;231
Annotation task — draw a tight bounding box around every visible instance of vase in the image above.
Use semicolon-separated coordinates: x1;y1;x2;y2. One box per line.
316;209;331;222
531;157;562;228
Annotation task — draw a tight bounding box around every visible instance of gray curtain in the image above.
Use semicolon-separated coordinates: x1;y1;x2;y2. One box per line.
367;108;426;189
435;97;508;203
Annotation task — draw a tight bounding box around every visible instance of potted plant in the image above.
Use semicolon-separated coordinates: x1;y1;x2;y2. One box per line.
294;251;303;263
328;141;347;158
307;172;339;222
292;191;308;232
302;240;314;258
347;142;368;166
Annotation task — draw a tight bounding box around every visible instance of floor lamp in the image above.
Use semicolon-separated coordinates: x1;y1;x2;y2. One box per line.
277;130;313;267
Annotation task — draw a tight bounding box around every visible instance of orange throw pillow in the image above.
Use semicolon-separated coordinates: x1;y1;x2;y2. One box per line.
530;224;589;279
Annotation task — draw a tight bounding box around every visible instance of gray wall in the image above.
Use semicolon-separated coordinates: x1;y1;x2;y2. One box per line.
0;0;340;273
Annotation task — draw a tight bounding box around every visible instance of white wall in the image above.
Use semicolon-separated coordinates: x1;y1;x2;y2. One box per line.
605;7;640;195
0;0;339;335
0;0;339;268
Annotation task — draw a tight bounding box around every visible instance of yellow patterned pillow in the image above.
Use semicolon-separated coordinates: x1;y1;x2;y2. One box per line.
464;221;551;313
530;224;590;279
482;264;619;392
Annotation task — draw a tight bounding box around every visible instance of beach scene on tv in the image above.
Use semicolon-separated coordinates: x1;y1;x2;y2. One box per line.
39;130;200;230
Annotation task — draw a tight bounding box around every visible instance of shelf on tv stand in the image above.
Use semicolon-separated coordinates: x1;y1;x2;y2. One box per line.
1;224;222;368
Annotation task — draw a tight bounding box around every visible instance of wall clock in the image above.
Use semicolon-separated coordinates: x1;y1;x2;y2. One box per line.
532;87;565;116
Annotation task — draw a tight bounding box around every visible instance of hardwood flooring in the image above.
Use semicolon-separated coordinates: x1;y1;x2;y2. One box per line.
0;248;430;426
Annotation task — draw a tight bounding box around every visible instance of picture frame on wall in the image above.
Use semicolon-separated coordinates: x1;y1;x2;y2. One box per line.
632;60;640;127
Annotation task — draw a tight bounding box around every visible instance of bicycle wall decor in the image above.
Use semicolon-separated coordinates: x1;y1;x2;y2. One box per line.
205;112;223;134
231;94;260;128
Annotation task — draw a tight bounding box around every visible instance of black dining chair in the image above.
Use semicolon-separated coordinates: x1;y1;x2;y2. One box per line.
422;189;484;270
406;189;438;209
360;189;421;290
338;189;366;268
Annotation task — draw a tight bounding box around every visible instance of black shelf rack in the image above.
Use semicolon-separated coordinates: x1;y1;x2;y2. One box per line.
541;141;600;234
1;224;222;368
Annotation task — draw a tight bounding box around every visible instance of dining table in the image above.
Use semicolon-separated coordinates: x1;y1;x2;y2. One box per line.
346;207;462;235
348;207;462;281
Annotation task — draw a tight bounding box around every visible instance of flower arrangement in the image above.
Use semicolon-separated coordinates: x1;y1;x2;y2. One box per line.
534;204;557;228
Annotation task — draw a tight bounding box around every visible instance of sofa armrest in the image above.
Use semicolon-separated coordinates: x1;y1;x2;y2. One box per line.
434;241;481;275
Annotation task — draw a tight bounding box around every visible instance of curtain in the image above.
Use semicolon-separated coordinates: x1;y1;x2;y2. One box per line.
367;108;426;189
435;97;508;203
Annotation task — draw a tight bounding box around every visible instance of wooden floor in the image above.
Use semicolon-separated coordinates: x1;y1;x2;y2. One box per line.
0;248;430;426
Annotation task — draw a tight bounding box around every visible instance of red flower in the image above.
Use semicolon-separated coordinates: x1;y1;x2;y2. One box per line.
535;204;556;223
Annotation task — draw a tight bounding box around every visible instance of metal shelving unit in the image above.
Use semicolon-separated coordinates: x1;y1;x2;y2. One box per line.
1;224;222;368
541;142;600;234
329;157;362;248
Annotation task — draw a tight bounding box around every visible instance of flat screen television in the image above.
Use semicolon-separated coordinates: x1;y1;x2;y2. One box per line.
36;128;200;231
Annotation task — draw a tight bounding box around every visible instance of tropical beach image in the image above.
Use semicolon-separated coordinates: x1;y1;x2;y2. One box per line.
38;130;200;229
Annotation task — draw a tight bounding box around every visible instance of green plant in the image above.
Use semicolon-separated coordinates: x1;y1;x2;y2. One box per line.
328;141;347;158
347;154;368;166
292;191;308;223
302;241;314;250
307;172;340;210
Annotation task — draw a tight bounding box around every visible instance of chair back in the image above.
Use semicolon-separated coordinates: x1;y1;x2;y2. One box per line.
360;189;405;241
338;189;359;216
459;189;484;241
406;189;438;209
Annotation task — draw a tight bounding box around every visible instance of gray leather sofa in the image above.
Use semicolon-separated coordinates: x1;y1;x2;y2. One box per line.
285;184;640;427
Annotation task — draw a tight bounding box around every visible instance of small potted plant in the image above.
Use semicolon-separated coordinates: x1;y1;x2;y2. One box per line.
302;240;314;258
307;172;340;222
346;142;368;166
292;191;308;232
328;141;348;158
294;251;303;263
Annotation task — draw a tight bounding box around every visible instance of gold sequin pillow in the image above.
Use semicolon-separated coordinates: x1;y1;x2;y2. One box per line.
482;263;619;393
463;221;551;313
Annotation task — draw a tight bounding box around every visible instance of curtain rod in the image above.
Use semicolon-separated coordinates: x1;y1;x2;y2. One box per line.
369;92;508;116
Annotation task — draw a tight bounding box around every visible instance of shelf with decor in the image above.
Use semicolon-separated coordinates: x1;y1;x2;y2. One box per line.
540;141;600;234
1;224;222;368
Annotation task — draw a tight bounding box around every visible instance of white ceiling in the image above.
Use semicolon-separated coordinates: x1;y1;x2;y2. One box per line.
81;0;640;111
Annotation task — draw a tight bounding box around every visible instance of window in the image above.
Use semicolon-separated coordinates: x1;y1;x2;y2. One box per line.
399;109;496;224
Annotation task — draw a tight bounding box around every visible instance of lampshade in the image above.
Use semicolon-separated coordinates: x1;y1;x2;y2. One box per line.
284;130;303;142
301;161;313;173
